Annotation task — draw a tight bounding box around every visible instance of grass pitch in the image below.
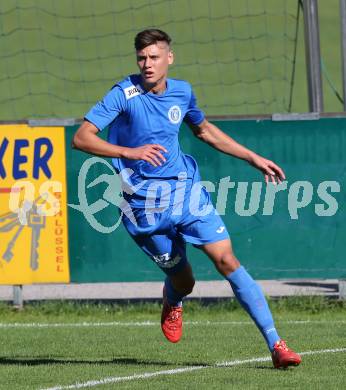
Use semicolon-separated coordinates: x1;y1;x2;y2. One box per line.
0;298;345;389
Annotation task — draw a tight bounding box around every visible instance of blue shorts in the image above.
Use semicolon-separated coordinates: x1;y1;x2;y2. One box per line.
121;183;230;275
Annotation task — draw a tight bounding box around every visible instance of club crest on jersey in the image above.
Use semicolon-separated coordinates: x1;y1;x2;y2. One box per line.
168;105;182;124
124;84;143;100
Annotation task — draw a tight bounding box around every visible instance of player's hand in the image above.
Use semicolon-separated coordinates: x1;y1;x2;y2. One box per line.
248;154;286;184
122;144;168;167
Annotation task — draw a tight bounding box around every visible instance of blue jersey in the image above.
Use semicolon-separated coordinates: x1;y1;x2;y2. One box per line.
85;74;205;206
85;74;230;266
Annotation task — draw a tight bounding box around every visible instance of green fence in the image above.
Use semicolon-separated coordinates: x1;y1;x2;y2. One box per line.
65;117;346;282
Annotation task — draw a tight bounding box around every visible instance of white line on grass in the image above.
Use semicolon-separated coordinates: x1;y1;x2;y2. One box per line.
0;320;345;328
40;348;346;390
0;321;158;328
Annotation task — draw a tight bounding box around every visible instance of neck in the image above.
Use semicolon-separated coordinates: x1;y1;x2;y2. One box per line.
142;76;167;94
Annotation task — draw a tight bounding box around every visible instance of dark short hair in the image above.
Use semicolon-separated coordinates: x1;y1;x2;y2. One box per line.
134;29;171;51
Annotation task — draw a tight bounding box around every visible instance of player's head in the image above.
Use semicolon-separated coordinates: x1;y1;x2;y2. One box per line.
134;29;174;90
134;29;172;51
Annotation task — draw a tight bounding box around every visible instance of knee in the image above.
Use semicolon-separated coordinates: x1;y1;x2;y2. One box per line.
179;277;195;296
185;277;195;295
214;252;240;275
173;276;195;296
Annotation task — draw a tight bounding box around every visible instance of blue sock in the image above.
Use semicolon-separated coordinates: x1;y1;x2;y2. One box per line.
226;266;280;351
164;277;183;307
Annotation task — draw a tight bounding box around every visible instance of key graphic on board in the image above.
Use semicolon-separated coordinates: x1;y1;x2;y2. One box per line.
2;223;25;262
0;204;28;262
1;195;48;270
0;211;18;223
28;209;46;271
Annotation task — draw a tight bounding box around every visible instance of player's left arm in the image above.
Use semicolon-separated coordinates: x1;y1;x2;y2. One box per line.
188;119;285;184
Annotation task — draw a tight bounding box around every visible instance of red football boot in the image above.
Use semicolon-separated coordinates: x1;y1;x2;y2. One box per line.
161;288;183;343
272;340;302;368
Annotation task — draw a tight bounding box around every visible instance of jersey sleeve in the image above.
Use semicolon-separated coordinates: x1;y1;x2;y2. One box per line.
183;87;205;126
84;85;127;131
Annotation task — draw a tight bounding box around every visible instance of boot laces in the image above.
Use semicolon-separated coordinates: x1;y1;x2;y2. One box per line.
275;340;289;351
167;307;182;323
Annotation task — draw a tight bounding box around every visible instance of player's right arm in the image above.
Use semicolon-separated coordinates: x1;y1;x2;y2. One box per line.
72;120;167;167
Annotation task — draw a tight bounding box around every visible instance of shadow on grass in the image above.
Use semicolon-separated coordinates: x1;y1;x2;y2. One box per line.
253;365;276;370
0;356;208;367
253;365;298;371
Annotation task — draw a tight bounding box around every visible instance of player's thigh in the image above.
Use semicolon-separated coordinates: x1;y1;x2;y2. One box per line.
198;238;240;275
200;238;238;262
121;207;190;276
130;230;189;276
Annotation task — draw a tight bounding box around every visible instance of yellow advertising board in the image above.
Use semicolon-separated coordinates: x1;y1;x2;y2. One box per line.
0;125;70;284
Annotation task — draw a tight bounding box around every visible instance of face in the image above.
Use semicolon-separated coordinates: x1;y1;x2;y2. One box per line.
136;41;174;90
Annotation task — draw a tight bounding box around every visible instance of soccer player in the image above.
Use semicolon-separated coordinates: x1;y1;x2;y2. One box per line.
72;29;301;368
